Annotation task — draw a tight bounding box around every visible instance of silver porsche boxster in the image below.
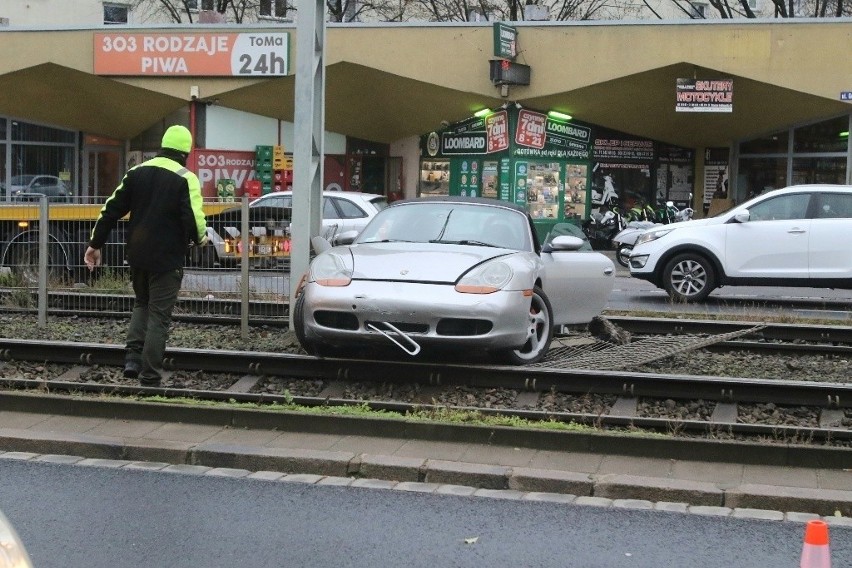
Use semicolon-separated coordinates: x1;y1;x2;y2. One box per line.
293;197;615;365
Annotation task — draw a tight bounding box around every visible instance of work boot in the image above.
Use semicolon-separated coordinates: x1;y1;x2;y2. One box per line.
123;360;141;379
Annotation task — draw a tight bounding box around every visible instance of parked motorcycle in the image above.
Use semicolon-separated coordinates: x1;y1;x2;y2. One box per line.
581;207;624;250
612;201;694;267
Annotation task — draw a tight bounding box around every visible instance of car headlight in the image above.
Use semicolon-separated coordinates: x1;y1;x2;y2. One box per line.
635;228;674;246
455;260;513;294
310;252;352;287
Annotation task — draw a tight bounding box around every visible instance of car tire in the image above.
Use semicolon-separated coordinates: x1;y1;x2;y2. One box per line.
663;253;716;302
495;286;554;365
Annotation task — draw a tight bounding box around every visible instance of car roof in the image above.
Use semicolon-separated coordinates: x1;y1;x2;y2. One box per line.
764;184;852;196
258;190;385;199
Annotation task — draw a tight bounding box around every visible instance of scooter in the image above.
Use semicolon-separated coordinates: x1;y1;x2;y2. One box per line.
612;202;694;267
582;208;624;250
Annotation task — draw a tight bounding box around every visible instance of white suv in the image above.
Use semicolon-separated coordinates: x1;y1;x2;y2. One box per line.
629;185;852;302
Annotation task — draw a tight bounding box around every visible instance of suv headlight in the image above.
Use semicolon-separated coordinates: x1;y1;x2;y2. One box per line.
456;260;513;294
310;252;353;287
636;228;674;246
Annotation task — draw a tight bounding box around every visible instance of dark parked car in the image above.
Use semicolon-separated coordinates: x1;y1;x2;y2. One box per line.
2;174;72;202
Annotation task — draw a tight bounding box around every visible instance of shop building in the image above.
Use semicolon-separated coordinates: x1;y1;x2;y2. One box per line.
419;104;695;237
0;20;851;216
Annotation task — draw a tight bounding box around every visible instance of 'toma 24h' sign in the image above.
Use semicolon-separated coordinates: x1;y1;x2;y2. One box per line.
94;32;290;76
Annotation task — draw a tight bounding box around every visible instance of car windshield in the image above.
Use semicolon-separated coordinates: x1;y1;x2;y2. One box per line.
357;201;530;251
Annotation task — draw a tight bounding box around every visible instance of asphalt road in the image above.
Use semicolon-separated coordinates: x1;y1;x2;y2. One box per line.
1;459;849;568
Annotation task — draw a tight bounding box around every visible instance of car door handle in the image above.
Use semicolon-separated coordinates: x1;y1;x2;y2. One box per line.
604;267;614;276
787;228;806;234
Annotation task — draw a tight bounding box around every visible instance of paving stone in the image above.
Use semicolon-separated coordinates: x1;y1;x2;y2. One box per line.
75;458;134;469
316;476;354;487
394;482;441;493
594;473;723;506
193;442;354;477
522;493;577;504
204;467;251;478
162;464;213;475
34;454;84;465
0;452;38;460
785;512;822;523
124;461;170;471
726;483;852;518
574;496;613;508
823;516;852;527
435;485;477;497
424;459;509;489
279;473;323;484
613;499;654;510
350;478;398;490
472;488;525;500
654;502;689;514
509;467;592;496
357;454;424;483
731;508;784;521
247;471;286;482
689;506;732;517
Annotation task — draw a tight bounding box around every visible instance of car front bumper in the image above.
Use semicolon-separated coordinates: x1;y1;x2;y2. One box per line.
301;280;534;351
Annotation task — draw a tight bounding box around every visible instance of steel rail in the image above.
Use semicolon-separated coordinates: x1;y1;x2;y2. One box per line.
1;338;849;409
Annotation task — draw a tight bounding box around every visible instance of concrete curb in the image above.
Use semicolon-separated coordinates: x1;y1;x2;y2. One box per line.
1;427;851;518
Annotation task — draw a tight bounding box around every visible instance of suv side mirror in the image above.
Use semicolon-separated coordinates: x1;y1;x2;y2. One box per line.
733;210;750;223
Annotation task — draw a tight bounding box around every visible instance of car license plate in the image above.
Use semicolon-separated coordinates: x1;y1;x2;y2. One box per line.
257;244;272;255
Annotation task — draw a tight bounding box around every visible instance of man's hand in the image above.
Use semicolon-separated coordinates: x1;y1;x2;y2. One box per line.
84;246;101;272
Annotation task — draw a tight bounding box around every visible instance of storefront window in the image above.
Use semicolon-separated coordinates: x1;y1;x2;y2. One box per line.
739;131;788;155
11;120;75;144
526;162;561;220
737;157;787;200
792;157;847;185
564;163;587;221
793;116;849;154
420;160;449;196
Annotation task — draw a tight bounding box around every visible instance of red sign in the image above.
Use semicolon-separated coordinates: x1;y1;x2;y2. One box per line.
515;109;546;149
191;149;256;198
486;110;510;153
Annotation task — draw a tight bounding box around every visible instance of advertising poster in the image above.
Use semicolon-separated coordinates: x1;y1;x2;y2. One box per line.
656;145;694;207
703;147;730;212
191;149;256;198
513;161;528;206
676;78;733;113
515;110;547;149
486;111;510;153
499;158;512;201
94;32;290;76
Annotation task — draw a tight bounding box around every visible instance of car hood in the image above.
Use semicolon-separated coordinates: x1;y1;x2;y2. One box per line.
348;243;511;282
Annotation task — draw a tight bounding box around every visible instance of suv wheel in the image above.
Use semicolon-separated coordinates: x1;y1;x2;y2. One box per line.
663;253;716;302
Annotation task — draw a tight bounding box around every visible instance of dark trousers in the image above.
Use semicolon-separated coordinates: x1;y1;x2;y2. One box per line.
126;267;183;382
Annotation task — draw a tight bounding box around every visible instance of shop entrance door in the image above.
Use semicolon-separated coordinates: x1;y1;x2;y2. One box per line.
83;147;123;203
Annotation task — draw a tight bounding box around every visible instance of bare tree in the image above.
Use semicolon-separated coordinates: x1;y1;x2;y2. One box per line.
130;0;294;24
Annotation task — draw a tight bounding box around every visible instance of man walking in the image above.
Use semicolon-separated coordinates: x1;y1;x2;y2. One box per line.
84;125;207;386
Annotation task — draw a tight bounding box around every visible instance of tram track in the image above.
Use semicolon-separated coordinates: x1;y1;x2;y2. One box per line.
0;338;849;447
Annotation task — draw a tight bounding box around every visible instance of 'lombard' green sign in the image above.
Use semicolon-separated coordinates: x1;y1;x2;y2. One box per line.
493;23;517;60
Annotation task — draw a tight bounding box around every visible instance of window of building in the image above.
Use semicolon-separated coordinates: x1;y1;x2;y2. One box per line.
689;3;706;17
740;130;788;155
737;157;787;200
793;116;849;154
187;0;215;10
103;3;129;25
260;0;288;18
2;119;77;203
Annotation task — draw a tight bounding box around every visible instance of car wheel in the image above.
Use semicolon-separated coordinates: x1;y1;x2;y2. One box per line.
496;286;554;365
663;253;716;302
7;240;69;286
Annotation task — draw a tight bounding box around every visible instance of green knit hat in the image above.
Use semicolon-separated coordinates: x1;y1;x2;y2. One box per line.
161;125;193;153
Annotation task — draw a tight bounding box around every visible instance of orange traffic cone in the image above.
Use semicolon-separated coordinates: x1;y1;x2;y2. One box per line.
800;519;831;568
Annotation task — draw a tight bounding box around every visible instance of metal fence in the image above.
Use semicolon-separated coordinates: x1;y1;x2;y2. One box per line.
0;195;292;331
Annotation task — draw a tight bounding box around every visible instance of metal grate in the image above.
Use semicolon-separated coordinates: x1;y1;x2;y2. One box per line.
538;325;766;370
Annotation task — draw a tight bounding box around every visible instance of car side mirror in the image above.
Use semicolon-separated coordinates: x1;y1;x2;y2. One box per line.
332;230;359;246
733;210;750;223
545;235;585;252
